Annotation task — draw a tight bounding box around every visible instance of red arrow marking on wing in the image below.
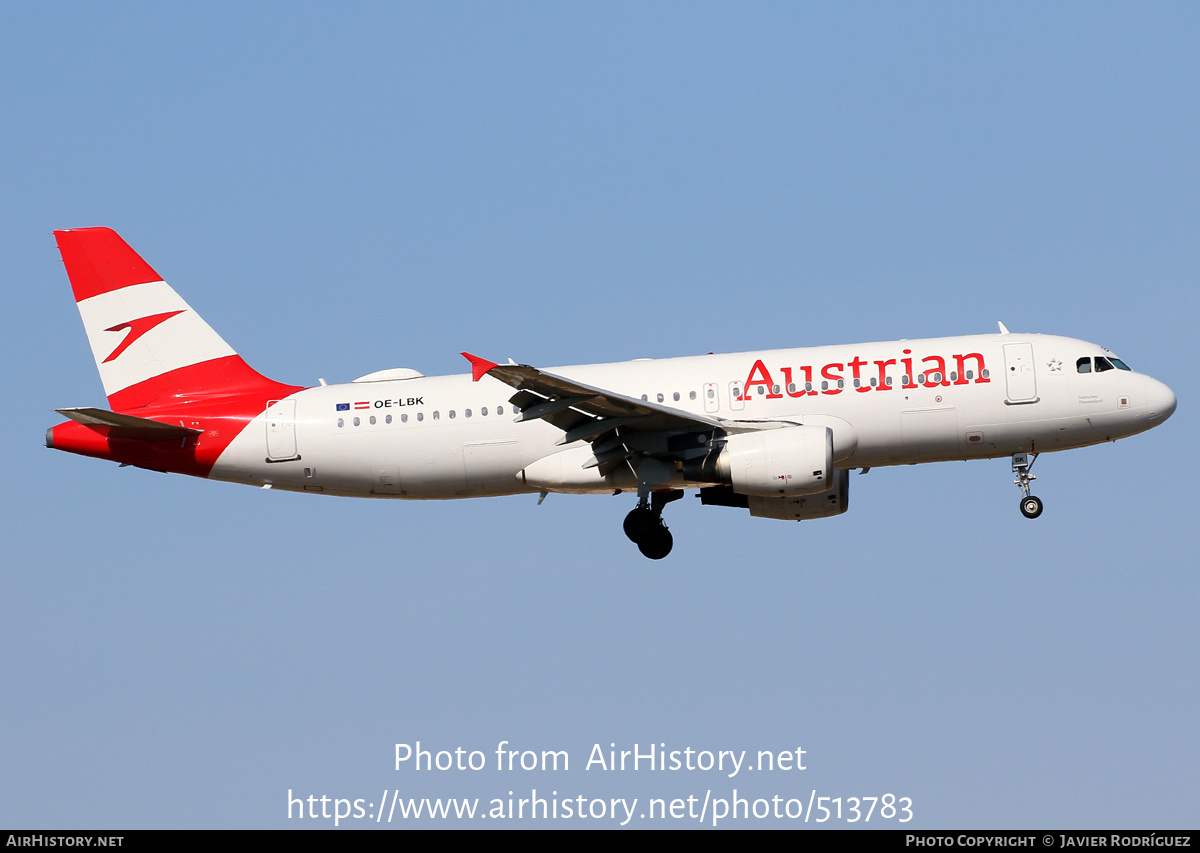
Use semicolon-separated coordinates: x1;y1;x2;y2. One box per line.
102;310;186;363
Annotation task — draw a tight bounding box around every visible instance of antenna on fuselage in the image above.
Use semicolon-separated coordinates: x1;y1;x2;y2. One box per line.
997;321;1010;335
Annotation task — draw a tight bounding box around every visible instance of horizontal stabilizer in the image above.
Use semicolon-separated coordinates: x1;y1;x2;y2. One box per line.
54;407;202;440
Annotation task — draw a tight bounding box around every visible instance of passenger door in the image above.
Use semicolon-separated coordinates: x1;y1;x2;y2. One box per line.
1003;343;1038;403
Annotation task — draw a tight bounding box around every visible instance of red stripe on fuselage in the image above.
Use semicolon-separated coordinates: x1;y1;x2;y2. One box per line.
55;228;164;302
49;404;243;478
50;357;305;478
106;355;302;412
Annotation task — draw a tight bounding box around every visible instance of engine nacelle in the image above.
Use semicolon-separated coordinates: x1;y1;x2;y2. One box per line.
747;468;849;520
698;467;850;521
689;425;833;497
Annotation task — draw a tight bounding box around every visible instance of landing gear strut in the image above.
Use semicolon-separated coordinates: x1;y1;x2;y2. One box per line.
1012;452;1043;519
624;490;682;559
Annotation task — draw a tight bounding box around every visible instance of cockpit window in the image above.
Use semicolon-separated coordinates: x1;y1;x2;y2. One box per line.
1095;356;1115;373
1110;357;1131;371
1076;357;1092;374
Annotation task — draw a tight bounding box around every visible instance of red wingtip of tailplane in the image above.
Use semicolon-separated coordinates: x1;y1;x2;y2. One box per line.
461;352;499;382
54;228;165;302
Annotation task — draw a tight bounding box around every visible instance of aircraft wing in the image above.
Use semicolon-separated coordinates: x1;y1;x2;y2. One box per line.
462;353;782;478
463;350;736;430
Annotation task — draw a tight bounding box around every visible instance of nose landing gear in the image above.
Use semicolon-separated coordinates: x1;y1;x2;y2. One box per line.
1012;452;1043;519
624;489;682;559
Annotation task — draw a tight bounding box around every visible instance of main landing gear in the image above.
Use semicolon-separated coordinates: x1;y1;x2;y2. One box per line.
624;490;683;559
1012;452;1043;519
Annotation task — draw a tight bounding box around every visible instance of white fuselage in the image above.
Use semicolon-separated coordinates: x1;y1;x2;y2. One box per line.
210;333;1173;499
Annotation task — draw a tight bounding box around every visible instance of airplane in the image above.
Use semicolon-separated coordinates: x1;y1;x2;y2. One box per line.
46;227;1177;559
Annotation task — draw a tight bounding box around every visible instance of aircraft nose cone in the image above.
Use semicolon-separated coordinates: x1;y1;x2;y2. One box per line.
1146;377;1177;423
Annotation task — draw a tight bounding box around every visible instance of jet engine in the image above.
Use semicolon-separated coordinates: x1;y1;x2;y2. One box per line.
684;424;833;497
698;468;850;521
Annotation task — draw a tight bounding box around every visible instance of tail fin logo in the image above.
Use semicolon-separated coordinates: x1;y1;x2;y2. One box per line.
102;310;186;363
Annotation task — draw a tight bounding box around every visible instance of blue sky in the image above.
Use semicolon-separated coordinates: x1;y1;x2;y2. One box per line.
2;2;1197;828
